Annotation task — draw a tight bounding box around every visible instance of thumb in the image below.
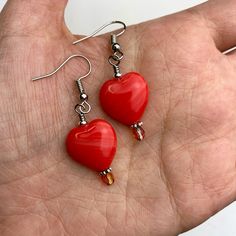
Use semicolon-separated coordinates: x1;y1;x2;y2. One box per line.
0;0;69;36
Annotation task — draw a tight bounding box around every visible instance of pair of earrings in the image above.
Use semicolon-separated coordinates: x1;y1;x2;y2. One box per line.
32;21;149;185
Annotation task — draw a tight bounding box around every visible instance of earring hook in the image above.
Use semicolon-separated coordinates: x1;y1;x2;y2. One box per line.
73;20;126;45
32;54;92;82
32;54;92;121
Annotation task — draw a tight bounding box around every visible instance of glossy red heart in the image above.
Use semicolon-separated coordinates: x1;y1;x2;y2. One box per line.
66;119;117;172
100;72;148;126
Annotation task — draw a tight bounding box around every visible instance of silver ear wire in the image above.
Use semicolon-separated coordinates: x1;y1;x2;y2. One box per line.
32;54;92;125
32;54;91;82
72;21;126;45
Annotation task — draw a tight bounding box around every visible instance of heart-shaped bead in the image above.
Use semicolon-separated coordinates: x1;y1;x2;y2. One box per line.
100;72;148;126
66;119;117;172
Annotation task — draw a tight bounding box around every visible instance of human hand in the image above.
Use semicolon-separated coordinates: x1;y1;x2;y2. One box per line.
0;0;236;235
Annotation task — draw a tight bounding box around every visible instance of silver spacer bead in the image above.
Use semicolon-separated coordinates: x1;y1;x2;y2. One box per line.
112;43;121;51
131;121;143;129
80;93;88;101
99;167;112;176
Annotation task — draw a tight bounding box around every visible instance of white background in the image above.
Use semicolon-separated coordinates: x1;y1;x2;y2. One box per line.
0;0;236;235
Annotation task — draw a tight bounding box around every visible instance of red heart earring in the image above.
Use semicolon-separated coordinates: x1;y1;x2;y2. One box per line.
32;54;117;185
73;21;149;141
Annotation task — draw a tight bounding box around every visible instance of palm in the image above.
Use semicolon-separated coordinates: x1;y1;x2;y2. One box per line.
1;1;236;235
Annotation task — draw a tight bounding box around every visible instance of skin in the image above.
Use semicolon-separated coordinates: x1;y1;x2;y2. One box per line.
0;0;236;235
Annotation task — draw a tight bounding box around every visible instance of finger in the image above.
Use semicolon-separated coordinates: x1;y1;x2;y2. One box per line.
0;0;68;36
194;0;236;52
